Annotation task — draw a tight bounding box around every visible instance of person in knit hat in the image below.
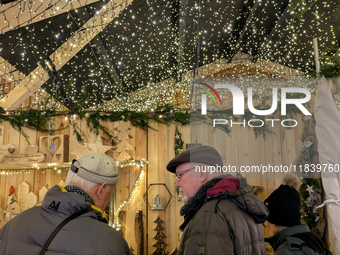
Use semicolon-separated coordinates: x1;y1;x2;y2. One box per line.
264;174;331;255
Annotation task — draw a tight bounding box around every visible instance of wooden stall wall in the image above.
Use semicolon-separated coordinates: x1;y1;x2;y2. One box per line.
144;118;303;253
0;115;305;253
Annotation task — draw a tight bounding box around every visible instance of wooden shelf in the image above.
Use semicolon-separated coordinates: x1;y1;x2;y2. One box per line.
0;162;71;170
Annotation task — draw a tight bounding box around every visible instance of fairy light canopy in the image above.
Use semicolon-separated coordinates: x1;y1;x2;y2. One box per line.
0;0;339;111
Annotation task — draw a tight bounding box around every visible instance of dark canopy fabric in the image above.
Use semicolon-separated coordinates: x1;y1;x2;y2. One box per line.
0;0;339;108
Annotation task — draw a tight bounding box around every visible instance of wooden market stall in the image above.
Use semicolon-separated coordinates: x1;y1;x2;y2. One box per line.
0;54;316;254
0;0;339;253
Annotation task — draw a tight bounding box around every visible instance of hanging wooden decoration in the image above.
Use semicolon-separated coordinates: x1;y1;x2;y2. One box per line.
129;247;135;255
169;247;178;255
87;135;112;154
154;216;164;224
0;144;16;155
26;192;38;209
153;194;163;210
59;180;66;187
9;185;14;195
154;223;165;232
114;121;134;161
5;194;21;223
2;145;45;164
71;143;93;159
19;144;45;164
143;183;172;211
153;231;166;240
174;126;184;156
0;144;16;163
135;211;144;255
5;202;21;222
39;135;69;162
152;216;168;255
39;186;48;203
115;150;132;162
0;207;5;229
18;181;30;210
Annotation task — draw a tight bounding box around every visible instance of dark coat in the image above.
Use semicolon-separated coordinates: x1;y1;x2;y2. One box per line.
178;175;269;255
0;185;129;255
265;224;332;255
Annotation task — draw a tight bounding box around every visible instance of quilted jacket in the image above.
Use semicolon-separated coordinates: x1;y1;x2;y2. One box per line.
0;185;129;255
178;175;269;255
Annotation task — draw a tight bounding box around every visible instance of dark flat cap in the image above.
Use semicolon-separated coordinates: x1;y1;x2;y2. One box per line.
166;145;224;173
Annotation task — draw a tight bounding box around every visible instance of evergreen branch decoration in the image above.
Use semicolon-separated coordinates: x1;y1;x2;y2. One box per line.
293;118;325;237
0;105;190;146
290;0;319;20
335;4;340;19
309;46;340;78
0;87;312;145
174;126;184;156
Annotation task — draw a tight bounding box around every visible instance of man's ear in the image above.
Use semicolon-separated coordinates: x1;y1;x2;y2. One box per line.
96;183;107;200
199;171;209;183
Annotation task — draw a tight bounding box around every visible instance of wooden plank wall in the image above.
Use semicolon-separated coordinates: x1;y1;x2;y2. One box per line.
0;116;304;253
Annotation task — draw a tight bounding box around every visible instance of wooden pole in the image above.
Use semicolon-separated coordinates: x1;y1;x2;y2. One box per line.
312;38;320;75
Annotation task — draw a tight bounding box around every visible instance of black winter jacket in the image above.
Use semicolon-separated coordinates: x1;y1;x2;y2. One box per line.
0;185;129;255
178;175;269;255
265;224;332;255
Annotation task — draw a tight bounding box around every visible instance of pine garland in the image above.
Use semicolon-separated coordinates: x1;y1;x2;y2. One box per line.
0;105;190;146
336;4;340;19
293;118;325;237
0;85;313;145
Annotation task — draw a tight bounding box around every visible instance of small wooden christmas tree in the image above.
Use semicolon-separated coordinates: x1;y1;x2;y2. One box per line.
129;246;135;255
152;216;168;255
114;121;134;161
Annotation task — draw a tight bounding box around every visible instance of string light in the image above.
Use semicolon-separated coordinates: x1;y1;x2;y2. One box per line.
113;159;147;231
114;169;144;217
0;0;338;112
0;159;148;176
0;165;70;175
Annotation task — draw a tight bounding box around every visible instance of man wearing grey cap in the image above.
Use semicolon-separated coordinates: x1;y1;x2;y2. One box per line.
0;153;129;255
166;145;269;255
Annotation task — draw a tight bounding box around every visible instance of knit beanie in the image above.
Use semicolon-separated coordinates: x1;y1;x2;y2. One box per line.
264;184;301;227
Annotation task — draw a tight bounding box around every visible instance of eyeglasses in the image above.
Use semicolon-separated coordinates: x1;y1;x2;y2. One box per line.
175;165;202;180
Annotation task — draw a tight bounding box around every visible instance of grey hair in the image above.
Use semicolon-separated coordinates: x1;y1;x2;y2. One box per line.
65;170;115;193
65;170;99;193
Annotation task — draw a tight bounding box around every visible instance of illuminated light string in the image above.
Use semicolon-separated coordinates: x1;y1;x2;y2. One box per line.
0;0;339;111
113;160;147;231
0;165;70;175
0;159;148;176
114;167;145;217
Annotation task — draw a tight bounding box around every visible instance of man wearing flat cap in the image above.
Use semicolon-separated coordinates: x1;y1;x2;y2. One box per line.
0;153;129;255
167;145;269;255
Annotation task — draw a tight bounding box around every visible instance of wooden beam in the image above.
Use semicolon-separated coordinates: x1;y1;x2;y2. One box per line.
266;3;291;43
228;1;260;62
0;56;69;111
253;0;296;62
0;0;102;34
0;56;25;82
0;0;133;110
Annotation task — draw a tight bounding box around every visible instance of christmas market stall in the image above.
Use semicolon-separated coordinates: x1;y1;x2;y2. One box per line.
0;0;340;254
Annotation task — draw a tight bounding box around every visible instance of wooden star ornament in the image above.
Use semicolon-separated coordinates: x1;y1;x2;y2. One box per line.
71;144;93;159
88;135;112;154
